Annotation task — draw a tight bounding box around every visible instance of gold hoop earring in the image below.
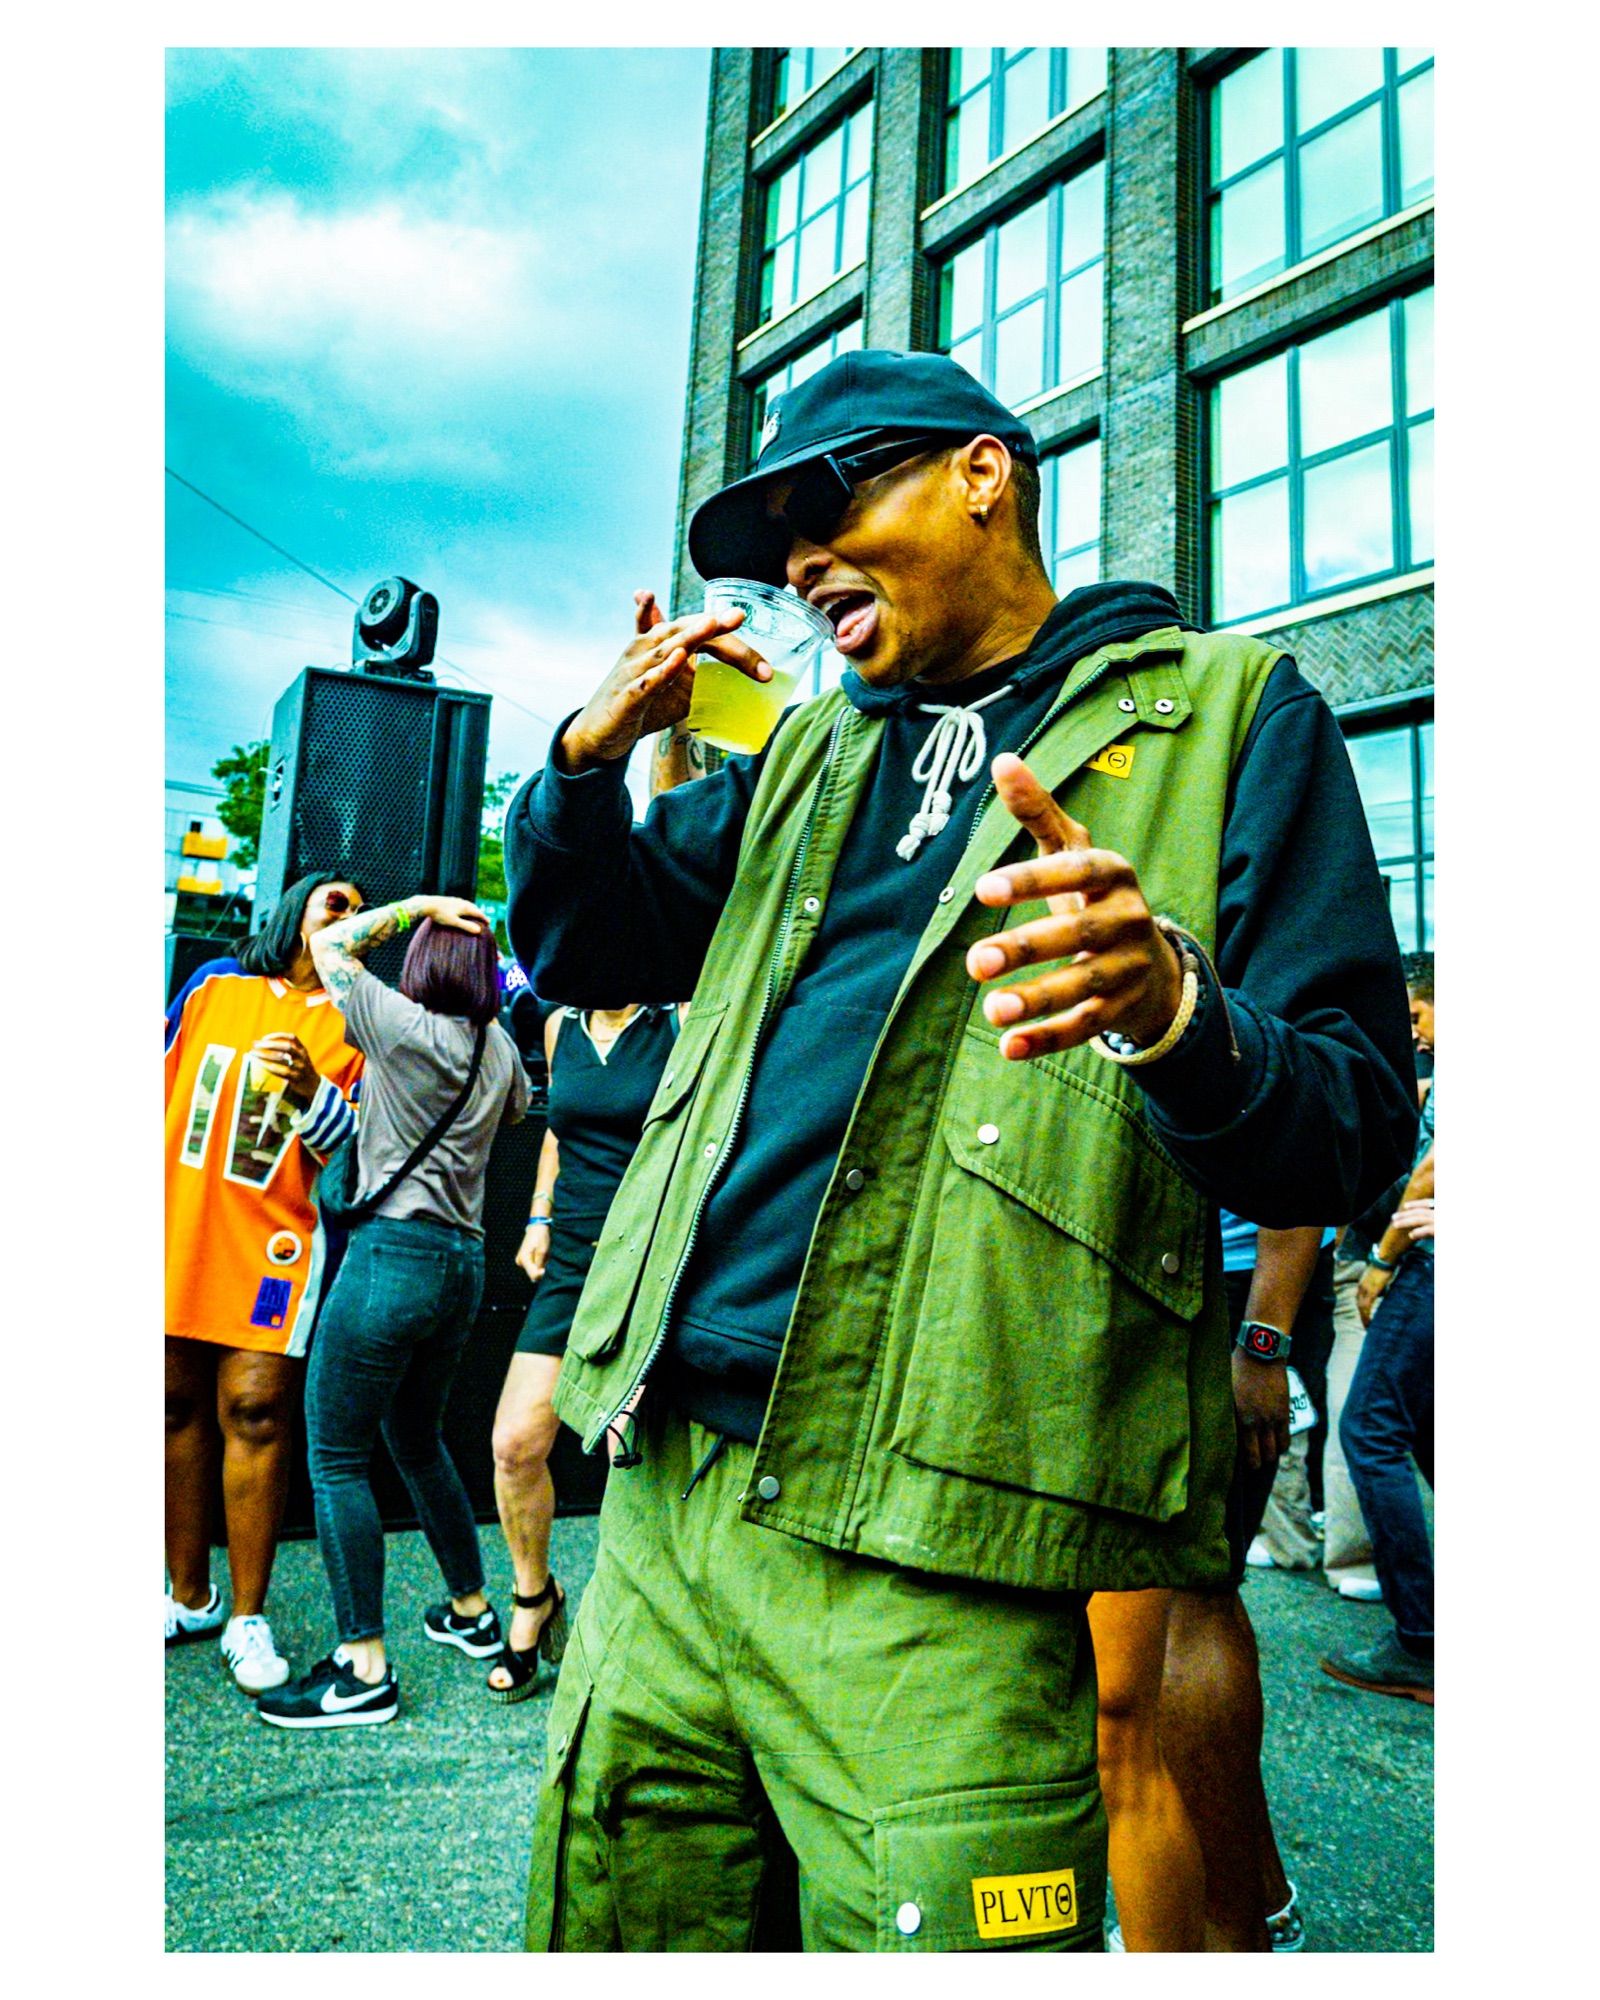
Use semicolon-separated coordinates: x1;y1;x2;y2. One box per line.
974;504;989;525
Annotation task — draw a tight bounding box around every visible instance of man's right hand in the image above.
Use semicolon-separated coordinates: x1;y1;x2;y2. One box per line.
559;594;771;772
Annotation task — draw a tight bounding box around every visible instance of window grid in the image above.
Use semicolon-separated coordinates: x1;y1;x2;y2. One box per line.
1207;48;1434;304
936;163;1106;411
943;47;1108;195
770;48;853;123
759;103;874;325
747;319;864;467
1206;287;1433;624
1343;711;1433;950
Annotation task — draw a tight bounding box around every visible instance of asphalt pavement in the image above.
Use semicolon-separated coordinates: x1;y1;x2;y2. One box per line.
165;1516;1432;1952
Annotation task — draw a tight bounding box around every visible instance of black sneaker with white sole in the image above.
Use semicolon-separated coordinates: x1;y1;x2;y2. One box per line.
256;1654;399;1729
422;1600;504;1660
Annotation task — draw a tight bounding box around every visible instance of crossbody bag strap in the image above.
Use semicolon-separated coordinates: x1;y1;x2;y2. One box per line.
353;1023;487;1218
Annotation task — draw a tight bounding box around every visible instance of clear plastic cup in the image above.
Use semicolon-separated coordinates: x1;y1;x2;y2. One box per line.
685;579;833;756
247;1051;282;1097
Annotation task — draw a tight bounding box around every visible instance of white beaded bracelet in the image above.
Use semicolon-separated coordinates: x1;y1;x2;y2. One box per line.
1091;928;1200;1068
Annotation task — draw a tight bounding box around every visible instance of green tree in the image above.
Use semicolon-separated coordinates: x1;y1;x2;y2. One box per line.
211;740;268;868
478;771;520;952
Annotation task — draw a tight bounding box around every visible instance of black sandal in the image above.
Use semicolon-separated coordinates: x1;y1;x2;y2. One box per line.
485;1574;567;1705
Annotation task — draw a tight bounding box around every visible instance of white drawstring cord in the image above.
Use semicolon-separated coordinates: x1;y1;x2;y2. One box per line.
895;685;1014;861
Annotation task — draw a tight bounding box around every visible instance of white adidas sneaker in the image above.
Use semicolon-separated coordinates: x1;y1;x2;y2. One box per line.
165;1584;227;1645
221;1614;290;1693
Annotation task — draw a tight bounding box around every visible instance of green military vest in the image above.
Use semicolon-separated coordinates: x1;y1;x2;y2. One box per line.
553;626;1283;1592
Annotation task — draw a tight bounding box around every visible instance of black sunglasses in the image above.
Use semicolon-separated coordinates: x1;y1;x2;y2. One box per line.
776;433;951;549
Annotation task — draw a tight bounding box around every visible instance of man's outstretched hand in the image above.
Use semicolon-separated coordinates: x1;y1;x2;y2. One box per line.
966;753;1184;1062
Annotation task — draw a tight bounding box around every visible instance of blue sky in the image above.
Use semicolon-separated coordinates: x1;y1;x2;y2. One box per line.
165;47;712;802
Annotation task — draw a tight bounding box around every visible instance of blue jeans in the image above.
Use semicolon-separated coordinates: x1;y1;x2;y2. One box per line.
1339;1255;1434;1654
305;1216;486;1643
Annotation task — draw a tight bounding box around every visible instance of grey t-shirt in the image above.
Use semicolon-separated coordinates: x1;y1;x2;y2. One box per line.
343;974;528;1236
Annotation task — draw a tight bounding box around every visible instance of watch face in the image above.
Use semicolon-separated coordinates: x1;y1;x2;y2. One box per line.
1243;1323;1281;1357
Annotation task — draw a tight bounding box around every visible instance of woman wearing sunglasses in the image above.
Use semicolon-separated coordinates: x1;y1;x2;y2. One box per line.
165;873;369;1694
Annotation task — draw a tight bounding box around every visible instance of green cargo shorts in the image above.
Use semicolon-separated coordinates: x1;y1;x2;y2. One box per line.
525;1409;1107;1952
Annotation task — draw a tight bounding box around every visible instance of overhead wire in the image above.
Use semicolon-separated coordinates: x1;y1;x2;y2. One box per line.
165;465;563;733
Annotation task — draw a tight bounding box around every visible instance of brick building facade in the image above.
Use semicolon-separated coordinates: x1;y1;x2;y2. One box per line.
672;46;1435;950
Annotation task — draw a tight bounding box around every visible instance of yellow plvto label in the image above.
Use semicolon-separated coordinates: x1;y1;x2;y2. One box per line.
971;1866;1079;1940
1087;742;1135;779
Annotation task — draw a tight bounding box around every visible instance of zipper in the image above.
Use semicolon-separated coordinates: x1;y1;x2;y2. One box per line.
593;711;850;1450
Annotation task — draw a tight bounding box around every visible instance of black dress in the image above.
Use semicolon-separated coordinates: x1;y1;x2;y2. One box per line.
516;1006;677;1358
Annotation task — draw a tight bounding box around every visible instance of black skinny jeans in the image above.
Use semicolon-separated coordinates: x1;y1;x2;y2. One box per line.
305;1216;486;1643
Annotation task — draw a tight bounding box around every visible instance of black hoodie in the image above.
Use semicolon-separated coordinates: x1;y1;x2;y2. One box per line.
506;582;1418;1442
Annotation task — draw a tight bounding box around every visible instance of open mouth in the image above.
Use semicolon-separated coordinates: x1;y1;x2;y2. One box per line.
815;590;879;657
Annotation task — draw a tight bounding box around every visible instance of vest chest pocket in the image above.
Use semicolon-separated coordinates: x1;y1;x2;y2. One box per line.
886;1027;1206;1521
563;1003;729;1365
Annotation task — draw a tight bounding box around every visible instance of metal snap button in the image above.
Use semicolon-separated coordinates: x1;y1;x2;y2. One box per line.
1161;1250;1180;1274
556;1736;569;1759
703;1142;718;1158
977;1123;1000;1145
1154;697;1176;714
844;1168;866;1192
1117;696;1136;713
663;1071;674;1087
803;896;821;915
896;1902;922;1936
938;886;955;903
757;1475;781;1501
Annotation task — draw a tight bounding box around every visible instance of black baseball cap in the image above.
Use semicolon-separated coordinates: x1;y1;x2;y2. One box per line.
688;348;1040;583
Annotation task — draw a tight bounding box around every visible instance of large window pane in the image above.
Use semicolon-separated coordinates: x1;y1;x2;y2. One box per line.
803;127;843;215
1049;436;1101;555
1404;288;1433;414
1385;871;1419;952
1214;50;1282;179
1407;417;1433;565
1295;46;1384;132
1212;478;1290;621
1419;721;1434;855
1346;728;1413;861
1399;68;1434;205
948;333;984;383
942;240;986;343
1299;310;1393;455
1059;160;1105;272
797;213;836;299
997;196;1048;310
1303;439;1394;591
1212;352;1288;489
1001;48;1050;155
1213;159;1286;299
1299;104;1385;256
1058;262;1104;381
841;182;870;270
1397;47;1433;75
952;47;992;96
1066;47;1108;111
994;298;1046;408
950;89;991;190
1054;546;1099;596
773;46;850;118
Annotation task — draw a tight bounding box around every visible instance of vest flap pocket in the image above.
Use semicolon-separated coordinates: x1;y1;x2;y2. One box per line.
640;1001;727;1126
885;1027;1202;1519
873;1776;1106;1952
941;1029;1204;1319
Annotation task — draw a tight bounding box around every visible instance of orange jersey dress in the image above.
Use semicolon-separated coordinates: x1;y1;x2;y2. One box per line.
165;962;365;1356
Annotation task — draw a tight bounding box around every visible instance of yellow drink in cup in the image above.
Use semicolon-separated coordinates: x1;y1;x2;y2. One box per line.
248;1052;282;1096
686;579;834;756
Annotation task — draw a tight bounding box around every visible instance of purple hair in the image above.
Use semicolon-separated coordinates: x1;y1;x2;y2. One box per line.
399;918;500;1026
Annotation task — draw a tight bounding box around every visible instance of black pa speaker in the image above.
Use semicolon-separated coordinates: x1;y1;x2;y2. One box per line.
255;668;491;919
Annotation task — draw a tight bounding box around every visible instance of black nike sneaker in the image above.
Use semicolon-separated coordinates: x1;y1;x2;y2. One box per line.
256;1654;399;1729
422;1600;504;1660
